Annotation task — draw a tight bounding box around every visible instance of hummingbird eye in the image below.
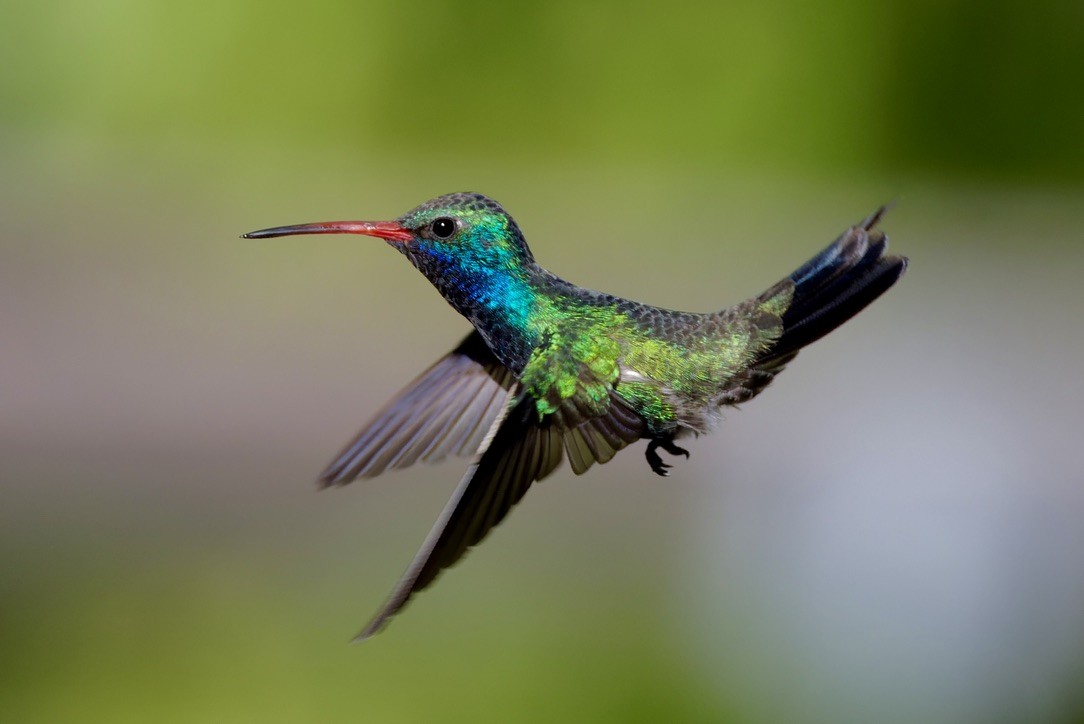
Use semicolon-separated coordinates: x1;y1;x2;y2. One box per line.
430;217;457;239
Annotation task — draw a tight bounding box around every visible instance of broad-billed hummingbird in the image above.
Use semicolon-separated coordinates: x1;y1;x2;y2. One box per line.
244;192;907;640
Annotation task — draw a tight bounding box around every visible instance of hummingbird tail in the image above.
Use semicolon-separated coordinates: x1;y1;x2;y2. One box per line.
759;208;908;365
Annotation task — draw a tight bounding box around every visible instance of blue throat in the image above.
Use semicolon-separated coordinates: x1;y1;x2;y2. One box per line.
404;241;540;371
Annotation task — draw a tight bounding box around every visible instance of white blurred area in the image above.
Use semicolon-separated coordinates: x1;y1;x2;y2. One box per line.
684;229;1084;723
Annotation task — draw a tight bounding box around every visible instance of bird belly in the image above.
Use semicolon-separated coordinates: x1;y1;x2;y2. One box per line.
617;367;721;436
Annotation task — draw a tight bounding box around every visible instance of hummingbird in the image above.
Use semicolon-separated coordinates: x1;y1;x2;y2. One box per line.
244;192;907;640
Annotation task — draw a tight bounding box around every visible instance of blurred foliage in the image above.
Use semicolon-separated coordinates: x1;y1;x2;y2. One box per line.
2;0;1082;180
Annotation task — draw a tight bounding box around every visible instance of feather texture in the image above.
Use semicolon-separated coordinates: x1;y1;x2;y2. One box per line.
320;331;515;486
354;387;642;640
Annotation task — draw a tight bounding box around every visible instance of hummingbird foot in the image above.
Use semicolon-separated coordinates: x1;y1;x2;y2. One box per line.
645;437;691;477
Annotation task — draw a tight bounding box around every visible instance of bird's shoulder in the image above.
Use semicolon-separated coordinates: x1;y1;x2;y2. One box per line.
519;320;623;422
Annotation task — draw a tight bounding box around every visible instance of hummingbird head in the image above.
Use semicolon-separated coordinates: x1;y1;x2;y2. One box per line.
244;193;539;329
391;191;534;272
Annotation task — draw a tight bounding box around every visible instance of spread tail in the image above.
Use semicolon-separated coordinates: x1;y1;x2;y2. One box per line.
759;206;908;366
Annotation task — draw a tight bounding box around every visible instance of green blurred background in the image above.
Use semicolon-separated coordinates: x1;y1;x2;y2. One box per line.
3;2;1084;722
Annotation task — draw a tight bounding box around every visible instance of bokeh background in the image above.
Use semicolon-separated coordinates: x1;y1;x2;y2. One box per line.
3;2;1083;722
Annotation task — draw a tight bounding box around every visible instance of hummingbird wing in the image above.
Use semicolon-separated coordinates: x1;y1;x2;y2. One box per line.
319;331;516;486
354;384;644;640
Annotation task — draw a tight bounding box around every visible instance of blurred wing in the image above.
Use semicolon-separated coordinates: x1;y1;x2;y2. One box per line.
320;331;515;487
354;387;644;640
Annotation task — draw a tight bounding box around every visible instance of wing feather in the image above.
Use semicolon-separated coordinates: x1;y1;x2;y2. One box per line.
319;331;515;486
353;389;645;640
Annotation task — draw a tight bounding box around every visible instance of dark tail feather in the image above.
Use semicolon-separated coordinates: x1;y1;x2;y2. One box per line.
760;207;907;365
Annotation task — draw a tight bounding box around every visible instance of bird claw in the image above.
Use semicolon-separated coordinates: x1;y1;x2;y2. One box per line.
645;438;690;477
